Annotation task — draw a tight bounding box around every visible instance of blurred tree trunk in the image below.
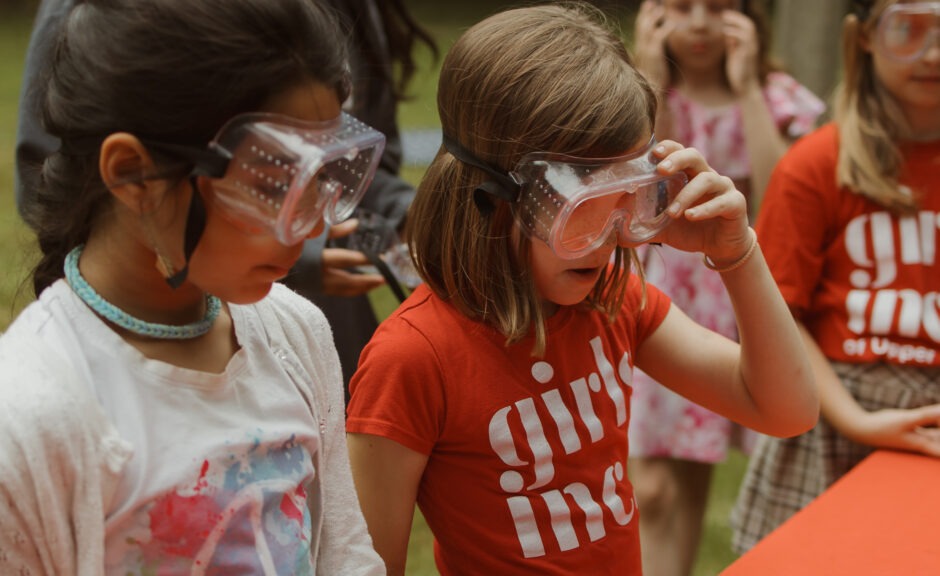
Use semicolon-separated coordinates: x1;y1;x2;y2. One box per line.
773;0;849;107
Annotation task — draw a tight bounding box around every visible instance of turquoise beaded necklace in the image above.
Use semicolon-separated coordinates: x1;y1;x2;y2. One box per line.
64;245;222;340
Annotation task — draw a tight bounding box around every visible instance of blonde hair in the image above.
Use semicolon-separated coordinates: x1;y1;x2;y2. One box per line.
834;0;917;213
407;2;656;355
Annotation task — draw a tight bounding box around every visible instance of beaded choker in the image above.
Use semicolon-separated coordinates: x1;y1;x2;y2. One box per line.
64;245;222;339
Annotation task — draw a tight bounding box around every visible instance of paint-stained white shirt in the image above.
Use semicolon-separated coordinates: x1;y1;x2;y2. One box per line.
0;281;384;575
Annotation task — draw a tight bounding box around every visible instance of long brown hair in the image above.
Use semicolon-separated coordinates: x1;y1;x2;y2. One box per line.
407;2;656;355
834;0;917;213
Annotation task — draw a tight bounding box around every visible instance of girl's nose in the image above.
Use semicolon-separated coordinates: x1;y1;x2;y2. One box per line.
689;3;708;29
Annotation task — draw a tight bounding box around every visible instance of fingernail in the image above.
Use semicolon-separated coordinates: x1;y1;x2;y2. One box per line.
667;202;680;216
659;159;673;171
655;145;666;154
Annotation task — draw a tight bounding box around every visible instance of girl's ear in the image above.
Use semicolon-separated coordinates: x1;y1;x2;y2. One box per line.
99;132;163;214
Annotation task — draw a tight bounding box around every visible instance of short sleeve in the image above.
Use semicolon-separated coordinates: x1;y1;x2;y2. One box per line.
347;316;446;455
626;273;672;346
764;72;827;139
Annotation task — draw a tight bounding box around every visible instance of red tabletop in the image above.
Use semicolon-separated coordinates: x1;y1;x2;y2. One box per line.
722;450;940;576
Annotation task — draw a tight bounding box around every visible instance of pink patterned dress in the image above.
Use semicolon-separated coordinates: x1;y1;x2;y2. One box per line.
628;72;824;462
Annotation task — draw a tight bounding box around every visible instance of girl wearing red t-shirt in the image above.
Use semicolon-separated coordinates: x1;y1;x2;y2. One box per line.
346;4;818;574
732;0;940;554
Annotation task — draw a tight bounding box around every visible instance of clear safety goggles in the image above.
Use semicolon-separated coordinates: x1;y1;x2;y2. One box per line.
146;111;385;245
876;2;940;61
509;138;688;260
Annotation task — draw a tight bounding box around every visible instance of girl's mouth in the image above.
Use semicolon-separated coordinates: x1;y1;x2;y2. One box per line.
569;266;602;278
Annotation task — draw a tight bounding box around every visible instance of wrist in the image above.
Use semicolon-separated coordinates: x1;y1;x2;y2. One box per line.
736;80;763;99
702;227;758;273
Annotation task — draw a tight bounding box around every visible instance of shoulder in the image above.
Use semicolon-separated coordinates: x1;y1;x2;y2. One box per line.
360;286;457;367
763;72;827;138
259;282;328;321
758;125;844;242
347;288;458;452
622;274;671;339
763;124;841;215
763;71;817;96
247;282;343;385
0;330;75;423
0;330;124;464
0;288;91;428
251;283;333;345
380;285;470;339
778;123;839;172
350;287;474;402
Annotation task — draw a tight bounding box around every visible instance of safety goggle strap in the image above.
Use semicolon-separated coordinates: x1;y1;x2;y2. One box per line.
138;139;232;179
115;138;214;289
442;134;520;215
164;176;207;289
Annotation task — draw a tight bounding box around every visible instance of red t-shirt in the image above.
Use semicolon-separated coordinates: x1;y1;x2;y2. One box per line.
756;123;940;366
347;277;670;575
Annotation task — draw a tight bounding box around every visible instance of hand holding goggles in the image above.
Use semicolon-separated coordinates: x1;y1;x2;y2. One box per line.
443;135;687;260
145;111;386;245
876;2;940;62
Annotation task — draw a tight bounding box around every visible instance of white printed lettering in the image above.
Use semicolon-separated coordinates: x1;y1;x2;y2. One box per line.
487;336;638;558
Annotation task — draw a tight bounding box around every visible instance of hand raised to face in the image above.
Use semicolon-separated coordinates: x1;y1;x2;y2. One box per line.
722;9;761;94
633;1;677;90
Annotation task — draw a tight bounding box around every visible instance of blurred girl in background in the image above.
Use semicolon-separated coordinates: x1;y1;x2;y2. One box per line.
732;0;940;553
629;2;824;573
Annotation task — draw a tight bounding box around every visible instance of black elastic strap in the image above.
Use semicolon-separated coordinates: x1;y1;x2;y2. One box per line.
441;134;519;215
140;140;232;179
165;176;207;289
360;245;409;304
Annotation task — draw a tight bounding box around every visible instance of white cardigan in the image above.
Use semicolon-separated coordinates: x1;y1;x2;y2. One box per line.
0;282;384;575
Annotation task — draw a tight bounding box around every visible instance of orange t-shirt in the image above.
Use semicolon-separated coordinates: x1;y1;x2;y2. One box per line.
757;123;940;366
347;277;670;575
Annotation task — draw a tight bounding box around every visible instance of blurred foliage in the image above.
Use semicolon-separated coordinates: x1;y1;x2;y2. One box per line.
0;0;39;18
0;10;38;331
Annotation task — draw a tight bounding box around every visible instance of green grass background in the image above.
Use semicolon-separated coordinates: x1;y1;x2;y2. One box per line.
0;1;746;574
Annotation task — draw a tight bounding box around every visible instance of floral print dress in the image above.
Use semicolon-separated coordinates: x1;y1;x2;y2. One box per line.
628;72;824;462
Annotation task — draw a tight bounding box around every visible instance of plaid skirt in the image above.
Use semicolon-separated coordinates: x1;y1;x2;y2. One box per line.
730;361;940;554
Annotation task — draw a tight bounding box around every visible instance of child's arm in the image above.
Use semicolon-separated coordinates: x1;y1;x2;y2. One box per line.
738;86;788;212
799;322;940;456
722;10;788;213
633;1;677;141
637;243;818;436
348;433;429;576
636;142;818;436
